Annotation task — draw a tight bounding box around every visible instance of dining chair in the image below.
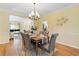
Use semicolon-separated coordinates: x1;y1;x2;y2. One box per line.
43;31;49;44
20;32;26;46
25;34;33;50
21;32;34;55
40;33;59;56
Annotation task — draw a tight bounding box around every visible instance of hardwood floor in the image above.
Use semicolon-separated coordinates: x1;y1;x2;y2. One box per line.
55;43;79;56
0;34;79;56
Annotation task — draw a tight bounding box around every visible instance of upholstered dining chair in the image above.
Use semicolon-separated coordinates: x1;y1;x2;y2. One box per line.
40;33;59;56
42;31;49;44
21;32;34;55
20;32;26;46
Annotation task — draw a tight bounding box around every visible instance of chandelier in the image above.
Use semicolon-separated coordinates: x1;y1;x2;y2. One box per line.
28;3;40;20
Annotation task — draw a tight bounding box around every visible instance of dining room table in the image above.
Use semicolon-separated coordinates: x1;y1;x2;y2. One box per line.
30;33;46;56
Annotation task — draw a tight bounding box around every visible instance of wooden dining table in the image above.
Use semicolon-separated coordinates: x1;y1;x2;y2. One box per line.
30;34;46;56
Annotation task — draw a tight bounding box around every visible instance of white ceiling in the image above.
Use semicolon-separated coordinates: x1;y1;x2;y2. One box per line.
0;3;79;17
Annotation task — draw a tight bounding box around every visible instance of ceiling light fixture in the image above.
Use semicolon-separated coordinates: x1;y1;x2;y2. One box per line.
28;3;40;20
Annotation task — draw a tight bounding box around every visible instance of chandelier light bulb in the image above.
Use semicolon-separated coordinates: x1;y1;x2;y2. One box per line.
31;10;35;16
29;13;32;17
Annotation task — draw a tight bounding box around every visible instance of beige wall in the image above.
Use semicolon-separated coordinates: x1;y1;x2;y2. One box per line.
0;9;27;44
42;6;79;49
0;11;9;44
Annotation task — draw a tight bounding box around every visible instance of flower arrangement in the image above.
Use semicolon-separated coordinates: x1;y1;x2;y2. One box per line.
31;26;37;31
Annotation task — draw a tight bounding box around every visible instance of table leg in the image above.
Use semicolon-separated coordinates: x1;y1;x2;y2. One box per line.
36;41;38;56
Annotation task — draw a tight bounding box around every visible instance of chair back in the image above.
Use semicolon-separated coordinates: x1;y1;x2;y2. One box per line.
48;33;58;53
20;32;26;46
20;32;33;50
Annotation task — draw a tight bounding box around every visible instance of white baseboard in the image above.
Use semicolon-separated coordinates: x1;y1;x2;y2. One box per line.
0;40;9;44
57;42;79;49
